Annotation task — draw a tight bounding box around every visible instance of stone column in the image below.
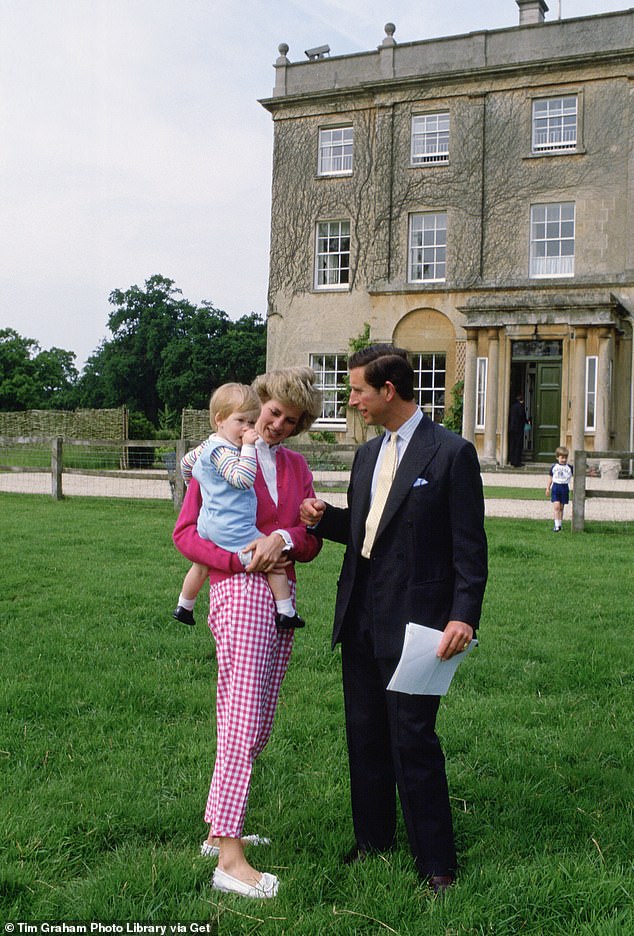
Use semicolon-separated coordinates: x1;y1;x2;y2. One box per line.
571;326;587;456
462;328;478;443
595;327;612;452
482;329;499;465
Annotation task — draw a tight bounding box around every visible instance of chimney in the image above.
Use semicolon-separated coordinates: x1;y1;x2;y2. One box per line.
516;0;549;25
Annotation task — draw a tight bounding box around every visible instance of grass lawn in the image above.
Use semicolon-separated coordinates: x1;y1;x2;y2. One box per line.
1;493;632;934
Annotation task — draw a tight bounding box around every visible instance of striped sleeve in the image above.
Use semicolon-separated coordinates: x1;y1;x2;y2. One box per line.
209;443;257;490
180;440;208;486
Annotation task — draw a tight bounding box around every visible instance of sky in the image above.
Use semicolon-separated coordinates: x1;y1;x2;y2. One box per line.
1;0;630;369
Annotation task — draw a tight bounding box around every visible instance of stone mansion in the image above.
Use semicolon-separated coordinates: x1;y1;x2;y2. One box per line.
260;1;634;465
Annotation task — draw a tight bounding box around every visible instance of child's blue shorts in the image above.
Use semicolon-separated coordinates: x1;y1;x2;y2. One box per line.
550;482;569;504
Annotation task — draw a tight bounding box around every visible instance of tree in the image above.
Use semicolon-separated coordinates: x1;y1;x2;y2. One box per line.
0;328;78;410
77;275;267;425
33;348;80;409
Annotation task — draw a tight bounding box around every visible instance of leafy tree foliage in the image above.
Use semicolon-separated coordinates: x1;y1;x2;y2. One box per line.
77;275;266;425
0;328;79;410
2;277;266;425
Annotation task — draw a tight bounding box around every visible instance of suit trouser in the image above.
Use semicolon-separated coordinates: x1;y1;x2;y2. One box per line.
340;565;457;877
508;431;524;466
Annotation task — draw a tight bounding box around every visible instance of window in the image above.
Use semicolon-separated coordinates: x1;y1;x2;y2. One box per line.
310;354;348;422
476;357;487;429
315;220;351;288
532;96;577;153
529;203;575;278
408;213;447;283
413;353;446;423
411;113;450;165
318;126;353;175
585;356;597;431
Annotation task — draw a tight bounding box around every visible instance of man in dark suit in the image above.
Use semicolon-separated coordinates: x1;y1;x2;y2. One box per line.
300;345;487;892
508;394;529;467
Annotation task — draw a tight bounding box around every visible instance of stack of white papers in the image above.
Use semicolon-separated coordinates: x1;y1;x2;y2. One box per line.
386;622;478;696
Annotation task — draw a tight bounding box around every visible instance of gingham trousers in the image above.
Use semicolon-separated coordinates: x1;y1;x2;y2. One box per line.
204;572;295;837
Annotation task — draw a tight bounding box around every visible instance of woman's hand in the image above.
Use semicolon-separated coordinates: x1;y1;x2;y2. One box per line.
241;532;286;573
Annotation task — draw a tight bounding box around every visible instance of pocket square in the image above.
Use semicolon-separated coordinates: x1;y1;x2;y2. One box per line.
412;477;428;487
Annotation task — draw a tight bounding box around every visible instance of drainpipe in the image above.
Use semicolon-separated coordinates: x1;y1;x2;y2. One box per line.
629;317;634;475
614;295;634;475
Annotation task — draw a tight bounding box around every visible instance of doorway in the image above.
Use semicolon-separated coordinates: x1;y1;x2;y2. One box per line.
510;340;562;463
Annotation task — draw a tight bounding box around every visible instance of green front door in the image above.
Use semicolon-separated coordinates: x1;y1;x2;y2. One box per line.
534;362;562;461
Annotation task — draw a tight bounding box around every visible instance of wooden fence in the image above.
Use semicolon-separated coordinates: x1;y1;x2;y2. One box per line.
572;450;634;531
0;436;192;507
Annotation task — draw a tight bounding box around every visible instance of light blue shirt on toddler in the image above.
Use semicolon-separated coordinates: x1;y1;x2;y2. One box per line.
192;436;260;552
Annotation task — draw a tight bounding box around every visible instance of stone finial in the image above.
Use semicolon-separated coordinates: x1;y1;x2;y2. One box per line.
276;43;290;65
381;22;396;47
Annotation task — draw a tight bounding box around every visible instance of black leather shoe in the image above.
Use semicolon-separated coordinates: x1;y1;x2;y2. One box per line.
275;612;306;630
427;874;455;894
173;605;195;626
343;846;371;865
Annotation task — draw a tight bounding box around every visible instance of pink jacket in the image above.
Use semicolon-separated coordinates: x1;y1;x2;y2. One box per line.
173;446;321;584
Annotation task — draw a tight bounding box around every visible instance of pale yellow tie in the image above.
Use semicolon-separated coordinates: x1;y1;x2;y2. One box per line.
362;431;398;558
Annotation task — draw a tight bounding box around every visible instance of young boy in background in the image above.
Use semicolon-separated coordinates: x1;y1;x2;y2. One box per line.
546;446;573;532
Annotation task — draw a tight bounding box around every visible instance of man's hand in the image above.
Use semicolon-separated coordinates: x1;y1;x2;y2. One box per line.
437;621;474;660
300;498;326;526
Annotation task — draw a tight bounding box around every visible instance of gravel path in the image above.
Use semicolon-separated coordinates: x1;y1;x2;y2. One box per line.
1;469;633;521
312;470;634;522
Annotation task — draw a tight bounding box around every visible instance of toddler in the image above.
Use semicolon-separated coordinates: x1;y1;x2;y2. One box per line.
173;383;305;630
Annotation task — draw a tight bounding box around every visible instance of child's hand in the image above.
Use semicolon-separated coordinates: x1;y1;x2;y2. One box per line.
242;428;259;446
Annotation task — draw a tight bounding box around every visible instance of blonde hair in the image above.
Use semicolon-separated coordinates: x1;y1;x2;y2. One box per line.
209;383;261;429
555;446;569;458
252;367;322;437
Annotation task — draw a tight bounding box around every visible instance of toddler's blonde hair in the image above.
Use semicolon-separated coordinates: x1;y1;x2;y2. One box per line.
209;383;261;429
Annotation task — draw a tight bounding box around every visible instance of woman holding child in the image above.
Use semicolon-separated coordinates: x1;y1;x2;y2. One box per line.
172;367;322;899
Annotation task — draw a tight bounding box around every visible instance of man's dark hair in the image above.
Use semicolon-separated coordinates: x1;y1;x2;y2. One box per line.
348;344;414;401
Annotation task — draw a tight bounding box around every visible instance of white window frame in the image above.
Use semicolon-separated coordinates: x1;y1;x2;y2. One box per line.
413;352;446;423
475;357;487;430
309;353;349;426
318;126;354;176
529;202;575;279
411;113;450;165
532;96;578;153
315;220;351;289
408;213;447;283
585;355;597;431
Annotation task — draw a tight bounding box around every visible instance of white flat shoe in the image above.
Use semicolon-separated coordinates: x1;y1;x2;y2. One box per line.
200;834;271;858
212;867;279;899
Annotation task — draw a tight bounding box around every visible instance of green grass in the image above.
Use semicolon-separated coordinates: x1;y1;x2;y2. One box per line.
482;485;545;500
0;443;124;471
1;493;633;933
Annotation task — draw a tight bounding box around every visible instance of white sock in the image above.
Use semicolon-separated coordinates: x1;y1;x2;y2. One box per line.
554;521;562;530
178;594;196;610
275;598;295;616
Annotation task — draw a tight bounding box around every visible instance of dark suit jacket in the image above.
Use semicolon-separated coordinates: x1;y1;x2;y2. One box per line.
316;415;488;658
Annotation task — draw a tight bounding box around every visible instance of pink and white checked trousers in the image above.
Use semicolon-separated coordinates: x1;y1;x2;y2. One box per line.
204;573;295;837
